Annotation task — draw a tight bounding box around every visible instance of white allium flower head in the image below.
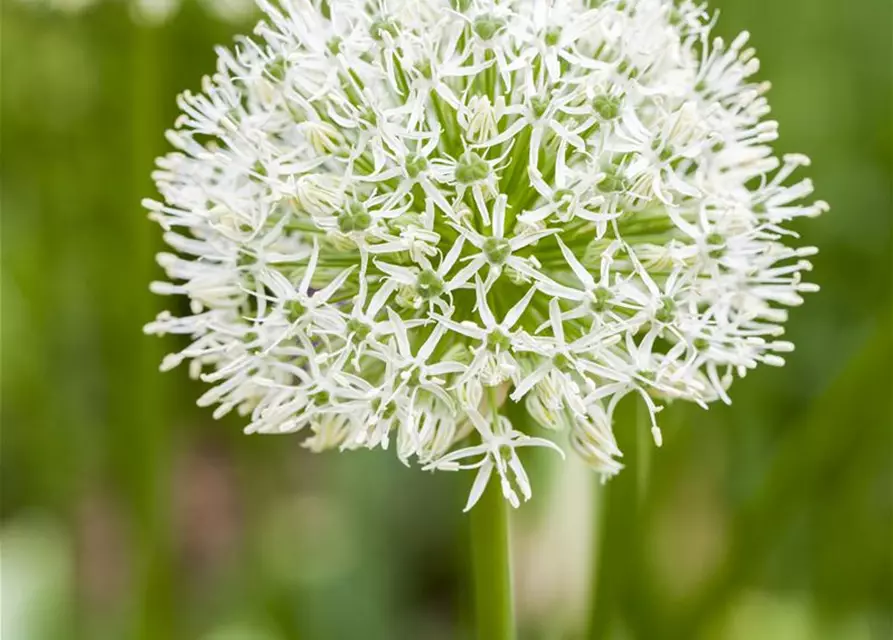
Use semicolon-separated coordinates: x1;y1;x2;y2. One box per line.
146;0;827;510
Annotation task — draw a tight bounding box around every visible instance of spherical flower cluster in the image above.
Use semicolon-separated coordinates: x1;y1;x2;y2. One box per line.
146;0;826;510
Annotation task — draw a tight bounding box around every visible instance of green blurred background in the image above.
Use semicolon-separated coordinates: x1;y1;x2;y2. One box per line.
2;0;891;638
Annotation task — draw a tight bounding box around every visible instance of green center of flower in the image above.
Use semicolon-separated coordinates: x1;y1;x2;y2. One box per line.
638;369;656;384
372;397;398;419
473;15;505;41
653;139;675;163
598;167;629;193
414;59;434;80
347;318;372;340
544;27;562;47
553;188;576;213
592;286;612;311
370;18;400;41
266;56;288;82
706;232;725;258
487;329;512;350
530;95;550;119
483;237;512;265
455;152;490;184
405;153;429;179
655;296;676;323
416;268;445;299
402;365;424;387
497;445;515;463
287;299;306;320
553;353;572;368
358;107;378;127
338;201;372;233
326;37;343;55
594;95;622;120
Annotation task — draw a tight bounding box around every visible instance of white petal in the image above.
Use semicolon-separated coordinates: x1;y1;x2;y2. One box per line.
464;459;494;512
556;236;596;289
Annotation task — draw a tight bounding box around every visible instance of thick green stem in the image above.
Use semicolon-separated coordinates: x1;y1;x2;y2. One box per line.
637;401;652;507
469;479;516;640
586;396;645;639
129;22;174;640
469;389;516;640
